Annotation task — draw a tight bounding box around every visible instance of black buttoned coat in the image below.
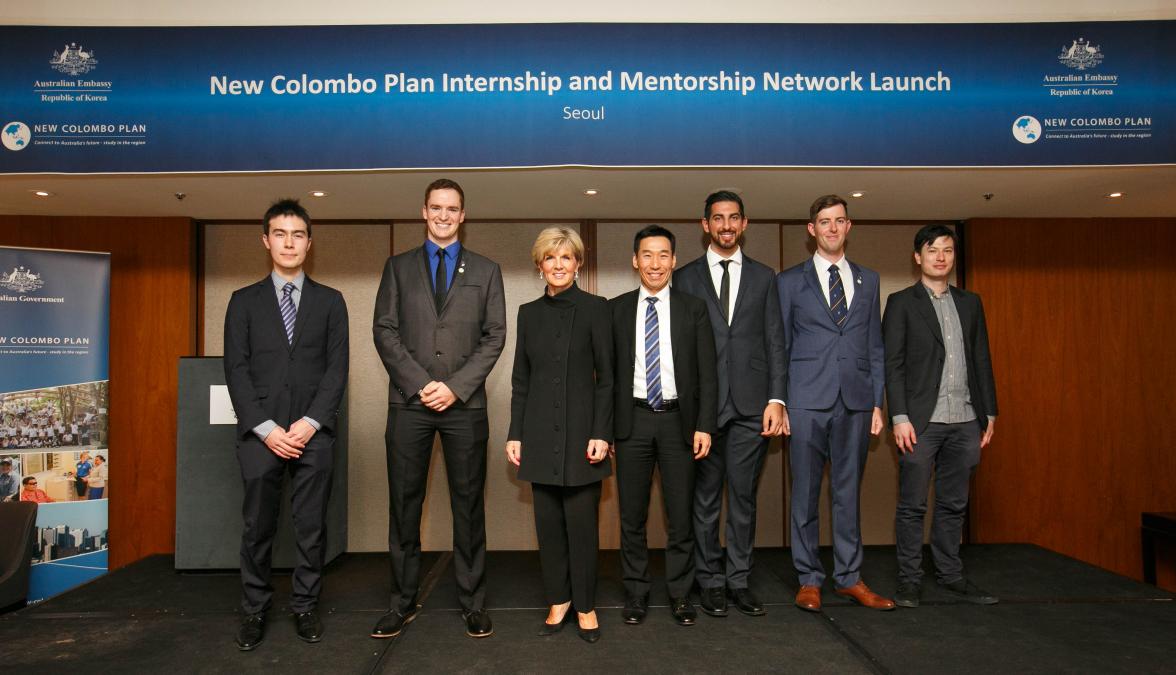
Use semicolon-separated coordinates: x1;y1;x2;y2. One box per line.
508;284;614;486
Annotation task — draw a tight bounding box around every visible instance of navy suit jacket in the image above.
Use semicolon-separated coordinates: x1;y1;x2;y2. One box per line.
224;275;350;441
673;253;787;418
776;257;884;412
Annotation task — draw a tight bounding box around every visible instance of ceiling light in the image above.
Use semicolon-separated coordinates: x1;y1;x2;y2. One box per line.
583;189;599;196
32;190;53;197
849;191;865;198
308;190;328;197
1105;192;1124;199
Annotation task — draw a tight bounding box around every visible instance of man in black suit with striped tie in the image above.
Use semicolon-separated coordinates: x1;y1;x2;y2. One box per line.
224;199;349;651
610;225;717;627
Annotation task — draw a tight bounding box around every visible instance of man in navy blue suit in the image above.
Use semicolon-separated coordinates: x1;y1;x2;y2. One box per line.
776;195;894;612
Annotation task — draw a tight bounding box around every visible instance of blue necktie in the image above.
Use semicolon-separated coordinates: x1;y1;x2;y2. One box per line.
644;297;663;408
828;264;847;327
280;282;296;345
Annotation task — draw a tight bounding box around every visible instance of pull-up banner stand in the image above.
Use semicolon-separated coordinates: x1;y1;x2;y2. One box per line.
0;246;110;604
1;21;1173;172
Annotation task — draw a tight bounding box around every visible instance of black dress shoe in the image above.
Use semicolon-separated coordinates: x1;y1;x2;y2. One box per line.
294;610;324;643
235;613;265;651
463;609;494;638
670;597;697;626
939;579;999;605
895;581;921;608
729;587;766;616
621;595;648;625
370;606;418;639
699;586;728;617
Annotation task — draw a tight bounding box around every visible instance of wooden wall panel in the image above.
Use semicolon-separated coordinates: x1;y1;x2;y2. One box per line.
0;217;197;568
966;218;1176;590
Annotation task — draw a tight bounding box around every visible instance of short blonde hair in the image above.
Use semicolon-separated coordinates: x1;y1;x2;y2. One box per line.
531;227;585;267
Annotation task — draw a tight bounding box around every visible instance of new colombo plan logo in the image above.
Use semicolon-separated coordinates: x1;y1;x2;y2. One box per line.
1012;116;1042;144
2;122;31;151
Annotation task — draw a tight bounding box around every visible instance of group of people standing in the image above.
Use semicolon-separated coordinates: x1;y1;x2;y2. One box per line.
225;179;998;652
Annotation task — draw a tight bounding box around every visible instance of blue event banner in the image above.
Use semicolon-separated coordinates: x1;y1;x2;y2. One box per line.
0;21;1172;172
0;247;110;394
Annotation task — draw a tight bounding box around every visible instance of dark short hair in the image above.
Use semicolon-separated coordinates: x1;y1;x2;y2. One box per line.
704;190;744;220
424;178;465;209
263;198;312;237
633;225;676;254
914;224;958;252
22;476;36;485
96;455;106;462
0;459;10;467
809;194;848;223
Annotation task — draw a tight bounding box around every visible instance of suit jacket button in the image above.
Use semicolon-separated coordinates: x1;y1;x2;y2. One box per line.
436;351;443;357
554;424;560;431
553;377;561;384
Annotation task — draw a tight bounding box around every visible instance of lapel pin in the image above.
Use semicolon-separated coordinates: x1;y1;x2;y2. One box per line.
458;260;466;274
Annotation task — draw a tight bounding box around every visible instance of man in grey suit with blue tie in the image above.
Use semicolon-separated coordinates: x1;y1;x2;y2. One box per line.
777;194;894;612
674;191;786;618
372;179;506;640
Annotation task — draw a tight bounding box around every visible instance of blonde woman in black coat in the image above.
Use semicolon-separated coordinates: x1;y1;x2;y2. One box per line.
506;227;613;643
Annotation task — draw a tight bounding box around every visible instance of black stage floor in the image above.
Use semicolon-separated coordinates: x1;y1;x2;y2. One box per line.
1;544;1173;674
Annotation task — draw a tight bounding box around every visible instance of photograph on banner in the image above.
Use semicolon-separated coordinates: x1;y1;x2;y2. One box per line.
0;382;109;451
27;499;109;603
11;449;110;503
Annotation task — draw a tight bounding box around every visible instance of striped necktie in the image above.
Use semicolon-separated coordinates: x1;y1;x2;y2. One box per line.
280;282;297;345
828;264;848;327
644;297;663;408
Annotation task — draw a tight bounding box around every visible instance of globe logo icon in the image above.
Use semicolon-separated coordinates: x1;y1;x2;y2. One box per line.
1012;116;1042;145
2;121;32;151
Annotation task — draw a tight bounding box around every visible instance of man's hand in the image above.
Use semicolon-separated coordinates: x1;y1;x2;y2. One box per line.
288;418;318;445
420;381;457;412
263;426;304;459
692;431;712;460
893;421;918;455
762;402;785;437
505;440;521;466
981;419;995;448
586;439;609;464
870;407;884;436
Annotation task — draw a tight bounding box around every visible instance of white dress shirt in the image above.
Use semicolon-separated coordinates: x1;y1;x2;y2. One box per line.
706;247;742;325
633;284;677;401
813;251;855;310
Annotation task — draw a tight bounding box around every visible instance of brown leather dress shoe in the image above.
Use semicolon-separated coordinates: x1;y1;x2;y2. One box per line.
795;585;822;612
835;581;896;610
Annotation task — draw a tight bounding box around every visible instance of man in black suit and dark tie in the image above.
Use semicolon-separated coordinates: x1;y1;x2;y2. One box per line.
610;225;717;627
674;191;786;618
372;179;506;639
883;224;999;608
224;199;349;650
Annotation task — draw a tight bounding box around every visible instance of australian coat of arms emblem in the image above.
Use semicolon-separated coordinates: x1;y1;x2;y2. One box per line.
50;43;99;76
1058;38;1104;71
1;267;45;293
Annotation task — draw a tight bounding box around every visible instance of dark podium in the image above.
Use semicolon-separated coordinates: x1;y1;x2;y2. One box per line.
174;357;347;570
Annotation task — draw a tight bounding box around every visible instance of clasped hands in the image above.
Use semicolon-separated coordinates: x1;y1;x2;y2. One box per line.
263;418;317;459
418;380;457;412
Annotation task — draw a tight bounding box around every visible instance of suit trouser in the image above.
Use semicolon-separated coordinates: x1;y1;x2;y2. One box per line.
237;432;334;615
789;396;870;589
385;405;488;613
615;407;696;600
895;421;982;585
532;481;602;612
694;406;768;590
